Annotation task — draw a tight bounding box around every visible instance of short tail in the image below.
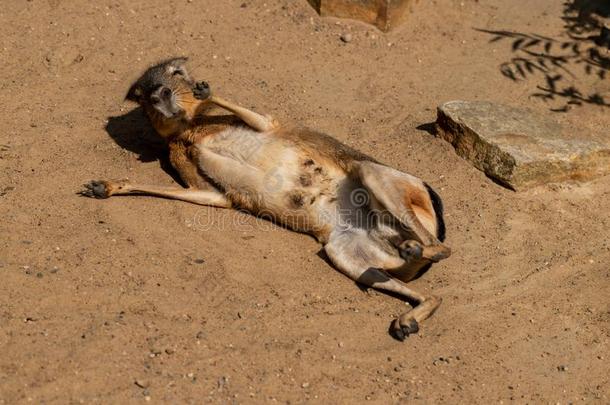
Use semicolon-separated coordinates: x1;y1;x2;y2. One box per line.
423;183;446;242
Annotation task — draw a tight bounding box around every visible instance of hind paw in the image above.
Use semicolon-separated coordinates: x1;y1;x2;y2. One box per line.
399;240;423;261
390;317;419;341
399;240;451;263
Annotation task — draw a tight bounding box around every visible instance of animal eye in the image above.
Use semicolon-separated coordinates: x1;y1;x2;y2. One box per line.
161;87;172;99
150;95;161;104
173;69;184;76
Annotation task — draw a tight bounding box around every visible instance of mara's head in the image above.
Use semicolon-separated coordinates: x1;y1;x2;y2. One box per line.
126;57;209;137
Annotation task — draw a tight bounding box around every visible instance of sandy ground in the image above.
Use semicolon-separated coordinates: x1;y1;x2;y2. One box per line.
1;0;609;403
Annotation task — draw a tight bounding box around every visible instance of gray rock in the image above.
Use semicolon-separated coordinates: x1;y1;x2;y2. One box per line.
435;101;610;190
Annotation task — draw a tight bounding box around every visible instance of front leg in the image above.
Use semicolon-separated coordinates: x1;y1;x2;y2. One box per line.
193;81;278;132
80;179;231;208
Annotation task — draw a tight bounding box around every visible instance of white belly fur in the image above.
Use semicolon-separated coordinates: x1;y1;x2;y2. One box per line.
195;126;348;235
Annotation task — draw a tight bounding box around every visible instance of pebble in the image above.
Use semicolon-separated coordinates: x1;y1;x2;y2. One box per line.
340;33;352;43
134;379;149;388
193;258;205;264
301;382;310;388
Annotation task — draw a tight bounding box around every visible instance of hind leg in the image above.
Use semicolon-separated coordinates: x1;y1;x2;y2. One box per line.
325;229;442;341
358;267;442;340
357;161;451;261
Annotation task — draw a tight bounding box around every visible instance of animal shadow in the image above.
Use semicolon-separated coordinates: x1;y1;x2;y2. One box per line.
104;107;184;185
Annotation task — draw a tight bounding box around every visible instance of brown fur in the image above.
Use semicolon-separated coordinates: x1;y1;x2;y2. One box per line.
82;58;451;341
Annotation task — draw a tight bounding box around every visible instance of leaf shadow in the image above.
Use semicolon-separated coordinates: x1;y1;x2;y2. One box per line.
476;0;610;112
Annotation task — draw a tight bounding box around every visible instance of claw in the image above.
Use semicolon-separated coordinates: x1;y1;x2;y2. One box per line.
193;81;211;100
390;317;419;341
79;180;110;199
399;240;423;261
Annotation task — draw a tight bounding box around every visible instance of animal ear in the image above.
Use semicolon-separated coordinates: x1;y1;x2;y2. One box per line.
167;56;190;77
171;56;188;66
170;56;189;71
125;83;142;102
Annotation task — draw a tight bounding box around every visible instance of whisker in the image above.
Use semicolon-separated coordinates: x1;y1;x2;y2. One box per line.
188;59;208;76
178;100;199;106
177;96;199;102
173;90;194;96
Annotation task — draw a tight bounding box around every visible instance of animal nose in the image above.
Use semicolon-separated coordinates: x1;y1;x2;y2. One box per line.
161;87;172;99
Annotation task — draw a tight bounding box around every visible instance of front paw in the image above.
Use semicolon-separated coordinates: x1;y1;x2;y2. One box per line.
193;81;211;100
80;180;112;198
80;180;127;198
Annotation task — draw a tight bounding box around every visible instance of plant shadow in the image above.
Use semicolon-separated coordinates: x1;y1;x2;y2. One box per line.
476;0;609;112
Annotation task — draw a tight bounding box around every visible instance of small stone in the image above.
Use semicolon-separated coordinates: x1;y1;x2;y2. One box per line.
193;258;205;264
134;379;150;388
218;376;229;388
436;101;610;190
165;348;175;355
301;382;310;388
340;33;352;43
